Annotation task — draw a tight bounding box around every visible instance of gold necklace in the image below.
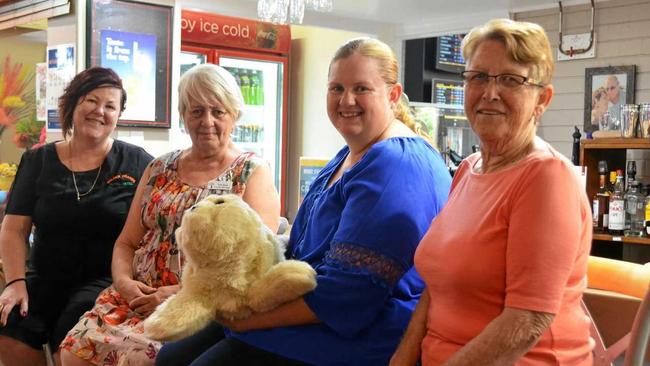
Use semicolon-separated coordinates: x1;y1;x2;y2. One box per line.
72;165;102;201
69;141;107;201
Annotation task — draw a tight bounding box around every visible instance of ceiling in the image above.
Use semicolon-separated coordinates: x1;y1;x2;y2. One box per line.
324;0;563;24
231;0;597;25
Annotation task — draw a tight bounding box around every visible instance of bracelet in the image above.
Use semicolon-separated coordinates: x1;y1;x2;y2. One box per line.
4;278;26;288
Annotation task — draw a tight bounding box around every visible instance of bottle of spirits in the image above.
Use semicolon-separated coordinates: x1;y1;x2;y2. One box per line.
592;161;610;233
608;171;626;236
625;181;646;237
644;184;650;236
627;161;637;191
608;171;617;195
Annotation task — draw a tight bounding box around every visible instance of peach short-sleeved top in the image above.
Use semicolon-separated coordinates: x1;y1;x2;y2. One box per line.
415;139;594;365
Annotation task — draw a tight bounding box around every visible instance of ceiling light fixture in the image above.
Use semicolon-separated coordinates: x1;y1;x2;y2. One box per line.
257;0;332;24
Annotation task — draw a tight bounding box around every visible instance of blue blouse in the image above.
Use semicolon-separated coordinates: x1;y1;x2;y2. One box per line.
231;137;451;365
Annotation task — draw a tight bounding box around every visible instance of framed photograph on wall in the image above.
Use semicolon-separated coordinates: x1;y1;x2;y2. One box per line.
584;65;635;133
87;0;173;128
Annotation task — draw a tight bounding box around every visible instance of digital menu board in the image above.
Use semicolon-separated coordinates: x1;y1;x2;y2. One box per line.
436;34;465;73
432;79;464;106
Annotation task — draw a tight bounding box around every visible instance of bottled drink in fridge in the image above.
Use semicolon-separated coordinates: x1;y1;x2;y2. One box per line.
625;181;646;237
250;71;261;106
255;70;264;105
608;171;625;235
592;160;610;233
240;69;251;105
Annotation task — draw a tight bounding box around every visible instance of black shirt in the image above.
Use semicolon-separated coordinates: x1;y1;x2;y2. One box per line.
6;140;153;284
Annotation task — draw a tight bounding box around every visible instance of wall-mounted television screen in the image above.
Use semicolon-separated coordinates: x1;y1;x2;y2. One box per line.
435;34;465;74
432;79;464;106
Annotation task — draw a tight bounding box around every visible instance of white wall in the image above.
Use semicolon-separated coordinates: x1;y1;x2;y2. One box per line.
285;25;370;219
515;0;650;159
41;0;182;159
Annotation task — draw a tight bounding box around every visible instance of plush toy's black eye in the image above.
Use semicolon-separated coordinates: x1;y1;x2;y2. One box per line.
215;198;225;205
189;205;198;211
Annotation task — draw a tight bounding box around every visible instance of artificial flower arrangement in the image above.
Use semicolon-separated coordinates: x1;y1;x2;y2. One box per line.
0;56;46;150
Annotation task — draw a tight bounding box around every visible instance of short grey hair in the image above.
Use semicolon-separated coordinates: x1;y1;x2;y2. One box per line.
178;64;244;121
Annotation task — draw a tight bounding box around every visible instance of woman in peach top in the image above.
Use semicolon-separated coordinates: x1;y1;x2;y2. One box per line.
391;19;593;365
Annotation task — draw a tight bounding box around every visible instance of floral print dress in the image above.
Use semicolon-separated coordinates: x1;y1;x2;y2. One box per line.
61;150;261;366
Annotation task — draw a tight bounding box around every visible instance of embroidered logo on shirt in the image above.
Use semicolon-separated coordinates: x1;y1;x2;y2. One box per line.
107;174;136;186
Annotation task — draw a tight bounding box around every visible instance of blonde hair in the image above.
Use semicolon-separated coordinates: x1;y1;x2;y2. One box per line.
461;19;555;85
330;37;434;146
178;64;244;122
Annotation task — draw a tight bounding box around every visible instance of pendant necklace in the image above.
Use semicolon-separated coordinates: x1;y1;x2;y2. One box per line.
70;141;107;201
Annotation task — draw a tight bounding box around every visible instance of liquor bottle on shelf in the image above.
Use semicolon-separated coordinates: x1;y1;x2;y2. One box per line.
608;170;626;236
592;160;610;233
627;161;637;191
644;184;650;236
625;181;646;237
608;171;617;195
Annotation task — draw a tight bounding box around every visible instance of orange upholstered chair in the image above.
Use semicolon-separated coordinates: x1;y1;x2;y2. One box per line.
585;256;650;366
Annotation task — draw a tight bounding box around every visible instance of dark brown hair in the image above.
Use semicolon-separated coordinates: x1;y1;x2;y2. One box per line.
58;67;126;138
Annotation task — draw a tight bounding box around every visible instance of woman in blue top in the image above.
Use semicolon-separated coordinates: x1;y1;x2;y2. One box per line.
156;37;451;366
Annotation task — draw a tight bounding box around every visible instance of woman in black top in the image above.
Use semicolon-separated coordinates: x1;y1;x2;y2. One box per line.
0;67;152;366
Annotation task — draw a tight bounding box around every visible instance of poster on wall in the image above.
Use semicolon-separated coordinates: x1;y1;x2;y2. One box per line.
298;157;329;204
35;62;47;121
100;30;157;121
46;44;75;131
87;0;173;128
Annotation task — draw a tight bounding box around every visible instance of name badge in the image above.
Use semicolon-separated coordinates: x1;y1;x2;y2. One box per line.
208;180;233;193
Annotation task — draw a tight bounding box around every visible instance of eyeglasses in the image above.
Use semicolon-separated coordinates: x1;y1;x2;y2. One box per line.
460;70;544;89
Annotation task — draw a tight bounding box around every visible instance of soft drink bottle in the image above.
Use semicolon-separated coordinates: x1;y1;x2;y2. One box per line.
250;71;260;106
255;70;264;105
240;69;251;105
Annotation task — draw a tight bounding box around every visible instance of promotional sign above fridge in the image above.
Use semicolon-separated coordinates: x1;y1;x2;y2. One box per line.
181;10;291;55
180;10;290;215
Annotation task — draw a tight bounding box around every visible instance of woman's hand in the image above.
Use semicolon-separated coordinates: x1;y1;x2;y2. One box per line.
0;281;28;326
216;312;269;333
442;307;554;366
389;289;430;366
115;277;156;305
215;298;319;333
128;284;179;317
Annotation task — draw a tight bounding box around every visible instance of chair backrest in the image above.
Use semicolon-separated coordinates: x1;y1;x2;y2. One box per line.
585;256;650;366
583;298;632;366
624;285;650;366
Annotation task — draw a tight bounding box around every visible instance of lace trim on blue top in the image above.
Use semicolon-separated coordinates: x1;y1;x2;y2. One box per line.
325;242;404;288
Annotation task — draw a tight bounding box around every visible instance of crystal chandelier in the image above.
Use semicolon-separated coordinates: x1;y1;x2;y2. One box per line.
258;0;333;24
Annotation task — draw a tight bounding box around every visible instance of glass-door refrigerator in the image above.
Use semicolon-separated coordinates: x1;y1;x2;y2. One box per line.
181;10;291;214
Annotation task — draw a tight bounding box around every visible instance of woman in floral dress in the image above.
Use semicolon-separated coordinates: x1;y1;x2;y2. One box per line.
60;64;280;366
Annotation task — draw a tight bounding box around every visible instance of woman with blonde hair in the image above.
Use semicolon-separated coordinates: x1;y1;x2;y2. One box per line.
156;37;451;366
391;19;592;366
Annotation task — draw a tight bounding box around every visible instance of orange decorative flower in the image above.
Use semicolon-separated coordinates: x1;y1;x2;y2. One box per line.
0;56;41;148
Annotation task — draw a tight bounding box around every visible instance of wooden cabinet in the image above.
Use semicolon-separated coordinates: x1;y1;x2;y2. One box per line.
580;138;650;263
